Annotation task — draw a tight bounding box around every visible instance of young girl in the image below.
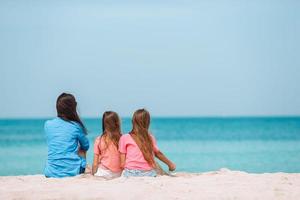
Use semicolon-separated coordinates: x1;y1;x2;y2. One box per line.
92;111;122;179
119;109;176;177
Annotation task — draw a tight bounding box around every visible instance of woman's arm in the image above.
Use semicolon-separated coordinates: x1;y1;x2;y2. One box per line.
154;151;176;171
120;153;126;169
92;154;100;175
78;148;87;158
77;126;89;151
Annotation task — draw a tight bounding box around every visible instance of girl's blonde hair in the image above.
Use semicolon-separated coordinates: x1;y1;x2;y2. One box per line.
100;111;121;149
130;109;155;167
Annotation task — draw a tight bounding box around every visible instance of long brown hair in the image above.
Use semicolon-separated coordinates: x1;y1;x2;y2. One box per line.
130;109;155;167
56;93;87;134
100;111;121;149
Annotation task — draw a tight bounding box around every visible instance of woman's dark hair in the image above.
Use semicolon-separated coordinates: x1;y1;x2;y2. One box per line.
56;93;87;134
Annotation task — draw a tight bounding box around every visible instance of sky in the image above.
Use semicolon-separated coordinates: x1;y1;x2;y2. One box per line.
0;0;299;118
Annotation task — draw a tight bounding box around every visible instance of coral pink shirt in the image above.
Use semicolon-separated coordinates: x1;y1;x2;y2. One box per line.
119;133;160;170
94;136;122;172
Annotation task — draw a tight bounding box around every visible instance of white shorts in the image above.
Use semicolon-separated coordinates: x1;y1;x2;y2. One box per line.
94;167;121;179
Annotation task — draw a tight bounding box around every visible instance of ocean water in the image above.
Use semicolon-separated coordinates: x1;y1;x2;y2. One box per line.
0;117;300;176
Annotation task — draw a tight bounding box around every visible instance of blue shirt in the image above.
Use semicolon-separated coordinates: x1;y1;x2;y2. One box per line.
44;117;89;178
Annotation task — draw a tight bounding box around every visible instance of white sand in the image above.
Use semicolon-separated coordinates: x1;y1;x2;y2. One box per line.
1;169;300;200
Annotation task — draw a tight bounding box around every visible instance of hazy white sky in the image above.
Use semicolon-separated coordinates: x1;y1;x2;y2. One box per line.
0;0;299;118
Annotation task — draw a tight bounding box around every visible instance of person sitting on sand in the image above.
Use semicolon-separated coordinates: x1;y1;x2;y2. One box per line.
44;93;89;178
119;109;176;177
92;111;122;179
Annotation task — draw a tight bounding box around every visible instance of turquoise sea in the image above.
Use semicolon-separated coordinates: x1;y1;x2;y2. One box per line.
0;117;300;176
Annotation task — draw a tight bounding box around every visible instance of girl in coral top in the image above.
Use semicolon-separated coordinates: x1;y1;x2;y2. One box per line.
92;111;122;179
119;109;176;177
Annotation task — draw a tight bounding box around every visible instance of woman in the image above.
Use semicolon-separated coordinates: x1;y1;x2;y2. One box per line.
44;93;89;178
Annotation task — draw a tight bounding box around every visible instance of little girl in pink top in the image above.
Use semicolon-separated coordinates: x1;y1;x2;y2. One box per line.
92;111;122;179
119;109;176;177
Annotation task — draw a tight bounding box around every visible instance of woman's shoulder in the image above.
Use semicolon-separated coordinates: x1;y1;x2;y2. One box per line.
44;118;60;128
45;117;56;123
45;117;81;131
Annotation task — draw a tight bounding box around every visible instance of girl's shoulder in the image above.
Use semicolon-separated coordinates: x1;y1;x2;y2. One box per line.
95;135;106;144
94;136;101;142
120;133;129;137
148;133;158;143
94;135;104;153
119;133;132;142
148;132;156;138
94;135;105;150
95;134;113;145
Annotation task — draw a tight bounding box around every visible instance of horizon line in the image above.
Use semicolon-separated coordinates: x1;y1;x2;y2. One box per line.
1;115;300;120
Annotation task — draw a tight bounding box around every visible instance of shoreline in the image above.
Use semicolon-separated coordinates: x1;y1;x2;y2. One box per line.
1;169;300;200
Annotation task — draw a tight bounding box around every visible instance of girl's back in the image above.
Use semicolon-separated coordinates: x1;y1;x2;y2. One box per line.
94;136;121;172
119;109;176;177
119;133;159;171
92;111;122;179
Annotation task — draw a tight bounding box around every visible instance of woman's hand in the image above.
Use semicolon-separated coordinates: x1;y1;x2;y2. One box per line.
78;148;87;158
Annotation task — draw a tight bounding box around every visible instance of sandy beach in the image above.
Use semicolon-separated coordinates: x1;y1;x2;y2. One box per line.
1;169;299;200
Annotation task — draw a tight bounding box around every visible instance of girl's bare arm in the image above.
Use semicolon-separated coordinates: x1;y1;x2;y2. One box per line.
92;154;100;175
154;151;176;171
120;153;126;169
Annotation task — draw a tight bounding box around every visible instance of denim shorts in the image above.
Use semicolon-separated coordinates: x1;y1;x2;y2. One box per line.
122;169;157;177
